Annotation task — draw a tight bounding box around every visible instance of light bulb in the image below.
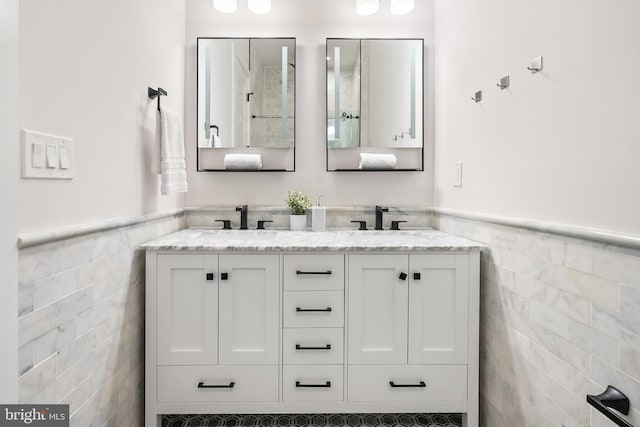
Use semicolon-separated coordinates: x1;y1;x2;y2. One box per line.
248;0;271;14
213;0;237;13
356;0;379;16
390;0;414;15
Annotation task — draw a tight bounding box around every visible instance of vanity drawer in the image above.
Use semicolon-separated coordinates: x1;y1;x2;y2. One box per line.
347;365;467;402
284;254;344;291
157;365;278;402
283;328;344;364
283;365;344;402
283;291;344;328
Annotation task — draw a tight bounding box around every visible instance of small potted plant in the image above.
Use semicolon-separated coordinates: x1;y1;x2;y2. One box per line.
285;190;313;231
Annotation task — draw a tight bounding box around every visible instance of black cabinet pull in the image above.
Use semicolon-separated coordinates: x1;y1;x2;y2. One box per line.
206;273;215;281
296;307;332;313
197;381;235;389
389;381;426;388
220;273;229;280
296;270;332;275
295;381;331;388
295;344;332;350
413;273;421;280
398;272;408;281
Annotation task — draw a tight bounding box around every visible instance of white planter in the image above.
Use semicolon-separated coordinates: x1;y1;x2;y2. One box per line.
289;215;307;231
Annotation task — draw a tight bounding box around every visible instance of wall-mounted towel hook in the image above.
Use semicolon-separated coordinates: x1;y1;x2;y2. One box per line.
527;56;543;73
587;386;633;427
148;87;168;111
497;75;510;90
471;90;482;103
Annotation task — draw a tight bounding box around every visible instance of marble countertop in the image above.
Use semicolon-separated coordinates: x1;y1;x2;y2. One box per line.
141;228;485;252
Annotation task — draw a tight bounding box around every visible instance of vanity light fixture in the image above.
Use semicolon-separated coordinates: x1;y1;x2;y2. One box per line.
248;0;271;14
356;0;379;16
390;0;414;15
213;0;237;13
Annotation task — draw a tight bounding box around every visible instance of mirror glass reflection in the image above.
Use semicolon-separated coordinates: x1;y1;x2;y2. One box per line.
326;38;423;172
197;38;295;150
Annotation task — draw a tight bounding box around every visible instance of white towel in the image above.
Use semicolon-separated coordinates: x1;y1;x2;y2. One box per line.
154;108;188;194
358;153;397;169
198;133;221;148
224;154;263;170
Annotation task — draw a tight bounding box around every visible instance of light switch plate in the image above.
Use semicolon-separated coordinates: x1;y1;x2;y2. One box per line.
454;161;463;187
22;130;74;179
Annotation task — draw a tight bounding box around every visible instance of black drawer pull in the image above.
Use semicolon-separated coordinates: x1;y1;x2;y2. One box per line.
389;381;426;388
296;307;332;313
413;273;421;280
398;272;408;281
206;273;215;281
295;344;332;350
197;381;235;389
220;273;229;280
295;381;331;388
296;270;332;275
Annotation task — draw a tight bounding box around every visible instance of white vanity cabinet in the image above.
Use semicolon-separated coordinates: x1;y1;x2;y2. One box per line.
348;254;469;365
144;230;481;427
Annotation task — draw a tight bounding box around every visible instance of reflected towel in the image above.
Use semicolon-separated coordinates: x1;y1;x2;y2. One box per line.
358;153;397;169
154;108;188;194
198;133;221;149
224;154;263;170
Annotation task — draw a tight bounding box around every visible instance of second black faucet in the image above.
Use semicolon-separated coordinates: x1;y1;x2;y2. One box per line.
236;205;248;230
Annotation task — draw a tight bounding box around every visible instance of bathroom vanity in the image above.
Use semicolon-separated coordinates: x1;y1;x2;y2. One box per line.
143;229;482;427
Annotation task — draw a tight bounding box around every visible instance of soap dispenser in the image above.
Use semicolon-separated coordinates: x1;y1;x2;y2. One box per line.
311;196;327;232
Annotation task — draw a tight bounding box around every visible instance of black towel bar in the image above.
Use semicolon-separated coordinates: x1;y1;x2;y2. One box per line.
587;386;633;427
148;87;167;111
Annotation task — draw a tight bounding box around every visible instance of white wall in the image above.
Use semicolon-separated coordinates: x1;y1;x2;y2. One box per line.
19;0;186;234
434;0;640;236
185;0;435;208
0;0;20;402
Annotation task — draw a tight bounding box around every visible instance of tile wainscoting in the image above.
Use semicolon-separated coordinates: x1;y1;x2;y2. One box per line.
17;210;185;426
432;209;640;427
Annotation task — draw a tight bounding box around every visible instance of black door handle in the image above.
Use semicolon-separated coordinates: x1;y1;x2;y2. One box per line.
197;381;235;389
296;307;332;312
389;381;426;388
295;344;332;350
296;270;332;275
295;381;331;388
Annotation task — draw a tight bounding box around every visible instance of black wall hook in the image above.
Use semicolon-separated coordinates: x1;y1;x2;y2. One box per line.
587;386;633;427
148;87;168;111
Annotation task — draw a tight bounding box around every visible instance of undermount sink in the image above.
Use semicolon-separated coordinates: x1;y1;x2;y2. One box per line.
196;229;278;241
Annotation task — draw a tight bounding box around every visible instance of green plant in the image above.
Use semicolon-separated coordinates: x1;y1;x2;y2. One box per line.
285;190;313;215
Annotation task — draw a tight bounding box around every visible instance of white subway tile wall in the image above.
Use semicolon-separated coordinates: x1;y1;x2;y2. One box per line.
17;215;184;426
433;213;640;427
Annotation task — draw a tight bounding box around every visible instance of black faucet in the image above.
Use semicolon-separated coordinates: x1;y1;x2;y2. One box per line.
375;206;389;230
236;205;248;230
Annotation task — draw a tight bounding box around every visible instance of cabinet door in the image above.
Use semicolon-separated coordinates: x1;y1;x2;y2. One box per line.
408;254;469;364
348;254;408;364
219;254;280;365
157;254;219;365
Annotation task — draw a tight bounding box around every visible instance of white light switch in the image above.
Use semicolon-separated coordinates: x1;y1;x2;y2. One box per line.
59;146;70;169
46;144;58;168
22;130;74;179
453;161;463;187
31;143;45;168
